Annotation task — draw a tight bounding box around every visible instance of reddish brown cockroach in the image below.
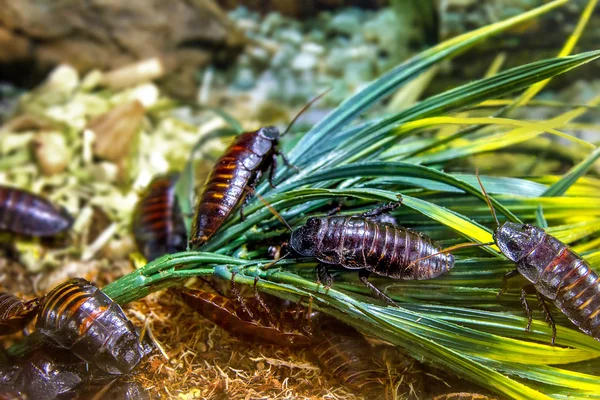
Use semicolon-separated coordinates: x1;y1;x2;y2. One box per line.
190;91;328;248
180;282;411;397
289;204;454;304
0;185;73;237
475;175;600;344
132;172;187;261
36;278;145;374
180;286;312;348
0;292;39;336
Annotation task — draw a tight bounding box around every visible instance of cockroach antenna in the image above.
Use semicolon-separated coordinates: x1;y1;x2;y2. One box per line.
245;186;292;231
282;88;332;136
475;168;500;227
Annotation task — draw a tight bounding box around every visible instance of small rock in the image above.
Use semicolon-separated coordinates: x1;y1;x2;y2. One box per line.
31;132;70;176
291;52;318;70
86;100;145;162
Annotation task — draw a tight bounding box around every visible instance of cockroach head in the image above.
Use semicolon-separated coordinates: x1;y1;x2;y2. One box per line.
289;218;321;257
494;222;544;263
96;324;144;374
258;126;280;140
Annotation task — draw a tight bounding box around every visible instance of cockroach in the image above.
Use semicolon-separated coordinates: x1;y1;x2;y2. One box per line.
0;342;85;400
180;285;312;348
475;174;600;344
0;292;39;335
289;203;454;304
132;172;187;261
312;317;391;398
190;91;329;248
0;185;73;237
36;278;145;374
0;333;148;400
432;393;497;400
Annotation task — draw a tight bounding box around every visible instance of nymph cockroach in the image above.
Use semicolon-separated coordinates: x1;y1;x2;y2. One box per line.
0;292;39;336
189;92;329;248
132;172;187;261
36;278;145;374
289;204;454;304
0;185;73;236
475;174;600;344
180;284;312;348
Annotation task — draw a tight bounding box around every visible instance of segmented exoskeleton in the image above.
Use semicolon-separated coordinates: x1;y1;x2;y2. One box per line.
0;339;86;400
0;293;39;335
36;278;145;374
0;332;149;400
132;173;187;261
180;287;312;347
190;126;288;248
476;174;600;344
181;283;412;397
312;318;391;398
289;207;454;304
189;91;329;249
0;185;73;236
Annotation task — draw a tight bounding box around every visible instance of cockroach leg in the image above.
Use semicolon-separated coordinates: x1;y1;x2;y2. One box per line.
359;269;398;307
240;171;262;222
361;201;402;218
326;199;345;217
277;150;299;171
268;154;278;189
536;291;557;345
230;272;254;320
315;263;334;290
520;287;533;332
497;269;520;297
252;276;273;324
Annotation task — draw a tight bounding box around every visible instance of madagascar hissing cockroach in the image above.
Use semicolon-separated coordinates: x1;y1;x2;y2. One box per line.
190;91;329;249
132;172;187;261
0;332;149;400
180;286;312;348
0;339;86;400
474;174;600;344
0;185;73;237
312;317;392;398
0;292;39;336
36;278;145;374
289;204;454;304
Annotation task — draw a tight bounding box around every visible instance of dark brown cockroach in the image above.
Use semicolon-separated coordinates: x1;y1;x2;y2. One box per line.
0;332;148;400
0;339;86;400
474;175;600;344
180;287;312;348
190;91;329;249
289;205;454;304
36;278;145;374
0;185;73;236
432;393;497;400
132;172;187;261
0;292;39;335
312;317;391;398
